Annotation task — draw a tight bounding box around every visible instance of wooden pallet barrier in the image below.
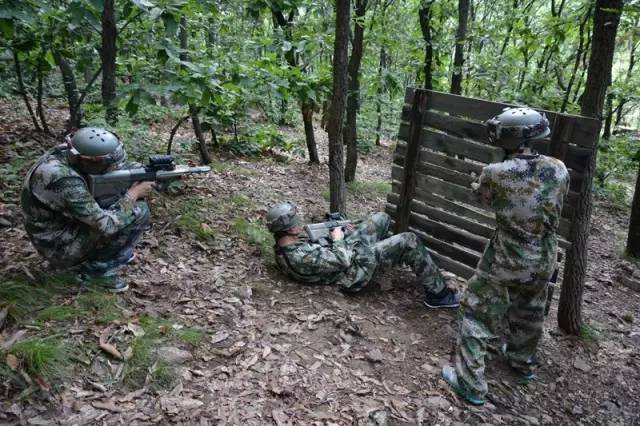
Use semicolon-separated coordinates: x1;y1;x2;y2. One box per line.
387;88;600;280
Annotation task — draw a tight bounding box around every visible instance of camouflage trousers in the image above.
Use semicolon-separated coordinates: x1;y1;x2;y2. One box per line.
343;212;445;294
78;201;150;277
454;244;550;399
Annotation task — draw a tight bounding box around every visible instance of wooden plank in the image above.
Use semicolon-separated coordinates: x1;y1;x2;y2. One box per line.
414;173;485;211
388;191;496;231
416;229;482;269
420;128;505;164
392;163;474;189
400;121;592;174
413;188;496;226
423;110;487;144
404;89;600;149
409;211;488;253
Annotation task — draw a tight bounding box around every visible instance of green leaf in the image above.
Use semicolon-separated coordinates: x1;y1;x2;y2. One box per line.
44;51;55;67
162;12;178;35
0;18;14;39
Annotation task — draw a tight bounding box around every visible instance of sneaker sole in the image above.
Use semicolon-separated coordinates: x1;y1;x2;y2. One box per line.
107;284;129;293
423;301;460;309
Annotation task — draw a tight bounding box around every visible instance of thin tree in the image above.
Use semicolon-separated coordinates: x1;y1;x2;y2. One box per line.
450;0;470;95
101;0;117;125
558;0;624;335
418;0;435;90
344;0;368;183
561;4;592;112
328;0;350;214
12;50;42;132
627;159;640;257
179;16;211;164
271;8;320;164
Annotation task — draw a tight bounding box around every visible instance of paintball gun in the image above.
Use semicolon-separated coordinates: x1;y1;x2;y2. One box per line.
88;155;210;208
304;212;353;243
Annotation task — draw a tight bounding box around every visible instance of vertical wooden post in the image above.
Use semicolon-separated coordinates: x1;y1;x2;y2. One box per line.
395;89;426;233
548;114;573;162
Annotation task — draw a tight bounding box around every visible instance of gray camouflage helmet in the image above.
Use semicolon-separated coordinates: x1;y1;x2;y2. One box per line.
266;202;300;233
66;127;126;174
486;107;550;150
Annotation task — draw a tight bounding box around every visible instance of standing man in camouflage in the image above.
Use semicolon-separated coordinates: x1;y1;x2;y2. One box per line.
21;128;154;292
266;204;460;308
441;108;570;405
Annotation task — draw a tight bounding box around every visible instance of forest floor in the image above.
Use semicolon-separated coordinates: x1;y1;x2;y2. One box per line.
1;101;640;426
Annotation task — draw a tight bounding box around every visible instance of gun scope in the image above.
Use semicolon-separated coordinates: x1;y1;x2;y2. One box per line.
148;155;175;171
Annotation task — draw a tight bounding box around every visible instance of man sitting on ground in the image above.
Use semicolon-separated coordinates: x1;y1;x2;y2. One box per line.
266;202;460;308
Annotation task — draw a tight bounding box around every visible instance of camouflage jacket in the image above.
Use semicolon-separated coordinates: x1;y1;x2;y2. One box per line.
475;152;570;282
275;236;377;290
21;145;138;267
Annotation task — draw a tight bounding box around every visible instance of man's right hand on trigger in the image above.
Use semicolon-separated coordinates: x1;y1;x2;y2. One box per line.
127;181;155;201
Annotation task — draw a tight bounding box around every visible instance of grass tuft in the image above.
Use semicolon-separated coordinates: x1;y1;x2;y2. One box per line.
175;214;218;241
123;316;206;388
578;324;599;343
347;180;391;198
36;306;81;322
5;336;72;380
232;217;272;257
76;291;125;324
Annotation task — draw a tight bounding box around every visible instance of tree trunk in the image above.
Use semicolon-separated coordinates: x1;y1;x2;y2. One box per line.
271;8;320;163
614;16;638;127
13;50;42;132
603;93;613;140
450;0;470;95
101;0;117;125
301;102;320;164
418;1;434;90
36;59;51;135
375;46;387;146
180;16;212;164
558;0;623;335
328;0;350;214
627;162;640;257
53;51;82;129
344;0;367;183
191;107;211;164
561;4;592;112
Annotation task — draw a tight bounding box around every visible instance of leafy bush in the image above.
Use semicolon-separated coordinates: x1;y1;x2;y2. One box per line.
226;125;297;157
595;135;639;206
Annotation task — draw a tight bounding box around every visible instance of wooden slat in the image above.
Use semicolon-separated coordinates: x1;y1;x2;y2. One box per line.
387;191;571;250
413;188;496;227
409;211;488;253
404;88;600;149
423;109;487;144
392;163;474;189
420;128;505;164
388;192;495;237
417;229;481;269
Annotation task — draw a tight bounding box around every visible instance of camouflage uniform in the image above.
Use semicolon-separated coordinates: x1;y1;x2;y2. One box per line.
275;212;446;293
454;153;570;399
21;145;150;276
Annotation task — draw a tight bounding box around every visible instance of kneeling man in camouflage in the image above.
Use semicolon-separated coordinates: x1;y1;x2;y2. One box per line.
266;202;460;308
21;128;153;292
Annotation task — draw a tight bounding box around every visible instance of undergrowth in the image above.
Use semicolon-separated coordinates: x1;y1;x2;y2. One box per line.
123;315;206;388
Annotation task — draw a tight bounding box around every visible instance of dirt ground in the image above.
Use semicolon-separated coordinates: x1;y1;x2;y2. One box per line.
1;102;639;425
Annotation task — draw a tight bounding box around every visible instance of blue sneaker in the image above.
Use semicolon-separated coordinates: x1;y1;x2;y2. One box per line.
424;288;461;309
441;366;485;406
